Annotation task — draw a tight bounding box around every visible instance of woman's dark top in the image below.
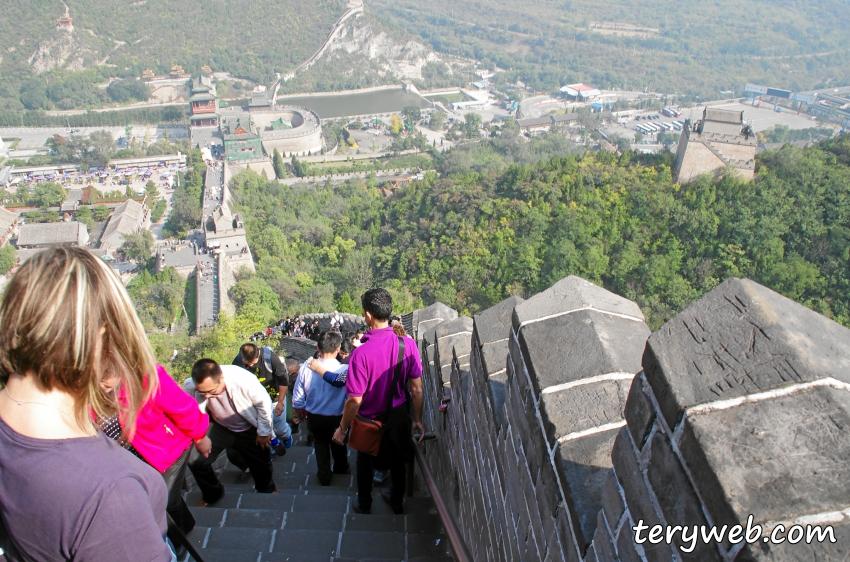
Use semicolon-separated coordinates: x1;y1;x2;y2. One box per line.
0;414;172;561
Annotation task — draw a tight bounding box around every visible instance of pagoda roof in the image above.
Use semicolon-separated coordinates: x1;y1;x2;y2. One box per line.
189;92;216;102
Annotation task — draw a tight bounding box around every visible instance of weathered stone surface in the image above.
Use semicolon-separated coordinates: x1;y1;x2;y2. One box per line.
481;338;510;377
554;427;621;550
600;470;626;531
623;374;656;451
434;315;474;340
679;384;850;529
415;301;458;336
610;428;675;562
517;309;650;398
646;431;723;562
512;276;645;331
540;377;633;445
489;373;508;427
592;510;618;562
475;295;524;345
615;523;643;562
642;277;850;430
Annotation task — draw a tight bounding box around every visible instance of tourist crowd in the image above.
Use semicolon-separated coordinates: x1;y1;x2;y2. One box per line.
250;311;365;342
0;247;423;561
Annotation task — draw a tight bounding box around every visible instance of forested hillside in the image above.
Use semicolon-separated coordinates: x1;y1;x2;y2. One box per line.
223;134;850;331
0;0;344;111
370;0;850;97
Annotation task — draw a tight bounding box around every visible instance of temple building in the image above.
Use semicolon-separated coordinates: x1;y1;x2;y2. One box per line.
674;108;757;183
220;116;263;161
141;68;155;82
57;14;73;30
189;75;219;127
170;64;190;80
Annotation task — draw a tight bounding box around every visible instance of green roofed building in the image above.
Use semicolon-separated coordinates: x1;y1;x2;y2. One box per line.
270;117;293;130
220;116;263;161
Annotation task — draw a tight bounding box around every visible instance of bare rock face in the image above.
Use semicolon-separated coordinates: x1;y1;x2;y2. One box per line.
28;32;94;74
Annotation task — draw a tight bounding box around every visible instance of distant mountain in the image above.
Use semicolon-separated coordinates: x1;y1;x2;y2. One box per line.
0;0;462;112
369;0;850;97
0;0;344;111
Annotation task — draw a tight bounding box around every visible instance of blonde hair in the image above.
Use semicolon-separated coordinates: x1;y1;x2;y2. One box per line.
0;247;157;434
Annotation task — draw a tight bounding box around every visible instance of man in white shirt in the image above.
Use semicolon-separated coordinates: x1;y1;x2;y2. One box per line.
185;359;278;505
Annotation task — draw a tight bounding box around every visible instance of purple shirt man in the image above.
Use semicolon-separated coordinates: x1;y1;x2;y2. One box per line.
333;288;425;515
346;326;423;419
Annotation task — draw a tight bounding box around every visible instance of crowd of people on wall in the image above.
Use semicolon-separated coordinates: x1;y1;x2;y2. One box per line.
250;310;364;342
0;247;424;561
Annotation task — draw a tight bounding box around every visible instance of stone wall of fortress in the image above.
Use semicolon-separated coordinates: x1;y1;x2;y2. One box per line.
412;275;850;561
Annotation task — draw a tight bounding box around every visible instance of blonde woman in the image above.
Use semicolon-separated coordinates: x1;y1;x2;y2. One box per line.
0;247;174;561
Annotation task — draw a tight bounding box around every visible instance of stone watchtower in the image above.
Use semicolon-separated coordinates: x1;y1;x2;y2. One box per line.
674;108;757;183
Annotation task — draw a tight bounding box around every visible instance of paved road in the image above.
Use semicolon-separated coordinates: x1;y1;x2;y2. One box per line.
0;125;186;151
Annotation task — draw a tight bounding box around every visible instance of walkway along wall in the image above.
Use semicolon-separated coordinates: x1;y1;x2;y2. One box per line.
413;275;850;561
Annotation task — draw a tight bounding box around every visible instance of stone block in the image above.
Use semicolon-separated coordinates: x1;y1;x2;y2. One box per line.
481;338;510;377
517;309;650;400
642;277;850;430
646;430;722;562
614;523;643;562
610;428;674;562
512;276;645;332
475;295;525;345
679;384;850;531
415;301;458;337
490;374;508;429
554;427;621;550
540;376;633;446
600;470;626;532
591;511;618;562
623;373;656;451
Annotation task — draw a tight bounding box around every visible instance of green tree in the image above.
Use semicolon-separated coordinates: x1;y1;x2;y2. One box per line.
75;205;95;229
336;291;359;314
93;205;111;222
0;244;17;274
272;148;285;179
429;111;446;131
401;106;422;124
120;230;155;262
464;113;483;138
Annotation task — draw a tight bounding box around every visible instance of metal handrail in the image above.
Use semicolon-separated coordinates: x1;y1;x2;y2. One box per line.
412;433;474;562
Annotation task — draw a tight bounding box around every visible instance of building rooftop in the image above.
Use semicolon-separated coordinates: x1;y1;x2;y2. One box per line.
704;108;743;124
99;199;146;251
517;116;553;128
0;207;18;231
17;222;87;248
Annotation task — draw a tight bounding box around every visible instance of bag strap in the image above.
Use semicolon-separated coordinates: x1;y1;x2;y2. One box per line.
382;336;405;417
262;346;273;373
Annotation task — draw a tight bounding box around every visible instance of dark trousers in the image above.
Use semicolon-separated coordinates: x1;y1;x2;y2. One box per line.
163;447;195;538
307;412;349;485
356;437;406;510
188;422;275;503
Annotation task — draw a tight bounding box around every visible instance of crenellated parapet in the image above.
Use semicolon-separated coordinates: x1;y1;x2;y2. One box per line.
413;275;850;561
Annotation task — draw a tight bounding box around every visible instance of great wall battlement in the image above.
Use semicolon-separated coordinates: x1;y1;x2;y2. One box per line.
409;275;850;561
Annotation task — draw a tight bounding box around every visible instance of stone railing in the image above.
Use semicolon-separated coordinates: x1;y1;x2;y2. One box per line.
412;275;850;561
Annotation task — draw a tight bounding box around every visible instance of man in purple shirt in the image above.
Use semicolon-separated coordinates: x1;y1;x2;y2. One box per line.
333;288;424;515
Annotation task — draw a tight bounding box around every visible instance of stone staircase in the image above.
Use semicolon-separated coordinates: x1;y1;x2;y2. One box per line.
181;429;455;562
